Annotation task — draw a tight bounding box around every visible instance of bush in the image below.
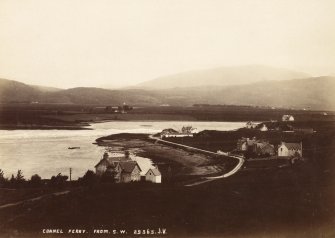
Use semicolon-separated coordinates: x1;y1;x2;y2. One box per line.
80;170;98;186
29;174;42;187
49;173;68;188
101;170;116;183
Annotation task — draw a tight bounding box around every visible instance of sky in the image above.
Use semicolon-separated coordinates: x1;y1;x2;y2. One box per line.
0;0;334;89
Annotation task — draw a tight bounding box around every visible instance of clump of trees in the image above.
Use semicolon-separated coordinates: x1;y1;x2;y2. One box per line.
78;170;98;186
49;173;68;188
0;168;118;189
30;174;42;187
3;169;27;188
0;169;7;187
0;169;71;189
77;169;115;186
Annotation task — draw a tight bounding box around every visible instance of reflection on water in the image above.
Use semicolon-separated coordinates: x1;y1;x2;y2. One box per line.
0;121;245;179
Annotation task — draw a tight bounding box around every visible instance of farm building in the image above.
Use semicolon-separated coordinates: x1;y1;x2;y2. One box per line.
260;124;268;131
246;121;257;129
293;128;314;134
160;126;198;138
237;137;257;151
254;142;275;156
237;137;275;157
278;142;302;157
145;167;162;183
282;115;295;121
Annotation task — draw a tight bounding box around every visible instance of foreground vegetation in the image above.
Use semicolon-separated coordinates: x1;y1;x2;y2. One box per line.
0;160;334;237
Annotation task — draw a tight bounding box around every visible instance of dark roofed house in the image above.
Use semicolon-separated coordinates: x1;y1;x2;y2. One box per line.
119;161;142;183
255;142;275;156
95;152;141;183
95;156;129;176
237;137;257;151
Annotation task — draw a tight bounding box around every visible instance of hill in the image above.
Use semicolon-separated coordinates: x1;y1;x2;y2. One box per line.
43;87;163;105
0;76;334;110
136;65;310;89
0;78;42;103
159;76;335;110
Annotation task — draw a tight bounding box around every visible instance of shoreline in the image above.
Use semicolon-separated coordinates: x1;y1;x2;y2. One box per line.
0;125;91;130
95;133;239;184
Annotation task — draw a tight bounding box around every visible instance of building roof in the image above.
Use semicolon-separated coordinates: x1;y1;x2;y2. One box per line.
94;156;131;168
256;142;274;149
281;142;302;150
119;161;142;173
161;128;178;134
145;167;161;176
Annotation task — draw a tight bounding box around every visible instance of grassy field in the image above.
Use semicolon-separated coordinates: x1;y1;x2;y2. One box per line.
0;162;334;237
1;103;334;129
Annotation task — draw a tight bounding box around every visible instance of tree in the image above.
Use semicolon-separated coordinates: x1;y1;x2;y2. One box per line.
30;174;42;187
49;173;68;188
16;170;25;182
81;170;97;186
0;169;4;179
101;169;116;183
8;174;17;188
10;174;15;183
0;169;7;187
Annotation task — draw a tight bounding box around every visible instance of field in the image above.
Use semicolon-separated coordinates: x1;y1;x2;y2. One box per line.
1;103;334;129
0;163;334;237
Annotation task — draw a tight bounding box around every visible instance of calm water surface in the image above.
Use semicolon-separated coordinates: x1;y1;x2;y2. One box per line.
0;121;246;179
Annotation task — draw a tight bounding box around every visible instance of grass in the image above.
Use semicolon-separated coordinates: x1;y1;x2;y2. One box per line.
0;163;334;237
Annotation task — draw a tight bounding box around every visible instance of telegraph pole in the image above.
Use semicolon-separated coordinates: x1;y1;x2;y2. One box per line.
69;168;72;181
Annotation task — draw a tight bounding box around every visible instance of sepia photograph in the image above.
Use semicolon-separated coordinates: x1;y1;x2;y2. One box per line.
0;0;335;237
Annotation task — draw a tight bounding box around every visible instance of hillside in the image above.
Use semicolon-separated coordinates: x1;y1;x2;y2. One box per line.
159;76;335;110
0;78;42;103
0;76;334;110
136;65;310;89
43;87;163;105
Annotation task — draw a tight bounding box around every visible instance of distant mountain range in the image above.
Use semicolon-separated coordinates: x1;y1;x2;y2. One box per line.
0;65;334;110
135;65;310;89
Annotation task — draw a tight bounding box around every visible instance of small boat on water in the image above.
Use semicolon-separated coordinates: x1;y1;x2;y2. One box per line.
68;147;80;150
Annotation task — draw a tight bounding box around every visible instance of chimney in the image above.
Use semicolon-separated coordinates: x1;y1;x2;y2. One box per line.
103;152;109;160
125;150;130;159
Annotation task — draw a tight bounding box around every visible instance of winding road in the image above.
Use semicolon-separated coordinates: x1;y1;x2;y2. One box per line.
148;135;245;186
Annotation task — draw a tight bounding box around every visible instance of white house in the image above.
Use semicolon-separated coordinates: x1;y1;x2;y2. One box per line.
278;142;302;157
246;121;257;129
145;167;162;183
282;115;295;121
160;126;197;139
260;124;268;131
